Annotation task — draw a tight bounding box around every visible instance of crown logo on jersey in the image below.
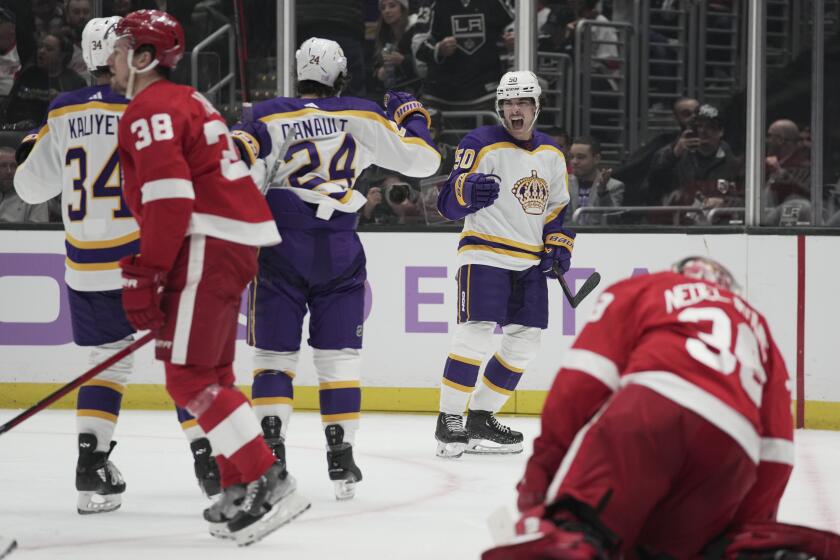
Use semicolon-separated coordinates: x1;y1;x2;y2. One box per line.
512;170;549;215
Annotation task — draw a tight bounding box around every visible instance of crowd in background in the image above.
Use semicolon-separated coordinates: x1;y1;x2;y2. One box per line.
0;0;829;227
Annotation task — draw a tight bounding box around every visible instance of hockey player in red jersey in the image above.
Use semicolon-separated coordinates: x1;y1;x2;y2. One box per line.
107;10;309;545
484;257;840;559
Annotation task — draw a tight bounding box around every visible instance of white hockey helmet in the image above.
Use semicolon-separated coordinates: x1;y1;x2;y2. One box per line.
295;37;348;88
81;16;122;73
496;70;542;130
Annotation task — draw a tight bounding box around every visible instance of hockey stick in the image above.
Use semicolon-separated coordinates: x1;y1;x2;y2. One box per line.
553;263;601;308
0;331;155;437
262;130;296;193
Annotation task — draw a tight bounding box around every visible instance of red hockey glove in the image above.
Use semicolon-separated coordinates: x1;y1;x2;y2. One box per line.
119;255;166;331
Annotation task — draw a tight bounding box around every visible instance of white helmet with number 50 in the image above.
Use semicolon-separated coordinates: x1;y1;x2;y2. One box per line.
81;16;122;73
296;37;348;88
496;70;542;131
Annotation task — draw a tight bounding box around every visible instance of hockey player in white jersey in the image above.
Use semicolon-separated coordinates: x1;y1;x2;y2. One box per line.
434;71;573;458
13;17;220;512
14;16;135;514
231;37;440;499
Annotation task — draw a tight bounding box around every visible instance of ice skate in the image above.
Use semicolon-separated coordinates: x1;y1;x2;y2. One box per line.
325;424;363;500
190;437;221;498
435;412;469;459
227;462;310;547
0;535;16;559
465;410;524;454
261;416;287;476
203;484;246;539
76;433;126;514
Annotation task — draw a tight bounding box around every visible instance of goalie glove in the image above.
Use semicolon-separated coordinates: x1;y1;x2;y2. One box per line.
384;90;431;128
540;229;575;278
454;172;501;210
119;255;166;331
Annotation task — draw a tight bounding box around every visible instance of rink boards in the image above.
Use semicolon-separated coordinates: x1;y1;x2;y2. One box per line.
1;231;839;428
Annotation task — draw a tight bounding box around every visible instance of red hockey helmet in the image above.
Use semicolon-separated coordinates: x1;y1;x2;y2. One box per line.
673;256;738;292
115;10;185;69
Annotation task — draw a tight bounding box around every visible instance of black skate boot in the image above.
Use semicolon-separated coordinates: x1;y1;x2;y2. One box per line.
190;437;221;498
435;412;469;459
325;424;362;500
226;462;310;547
203;483;246;539
75;433;126;514
465;410;524;454
260;416;287;477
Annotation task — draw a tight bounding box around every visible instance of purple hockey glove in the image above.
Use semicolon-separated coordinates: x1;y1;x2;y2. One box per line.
384;90;431;127
540;230;576;278
454;173;501;210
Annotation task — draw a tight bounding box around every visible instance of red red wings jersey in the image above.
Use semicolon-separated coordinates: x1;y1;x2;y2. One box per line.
119;80;280;270
560;271;793;466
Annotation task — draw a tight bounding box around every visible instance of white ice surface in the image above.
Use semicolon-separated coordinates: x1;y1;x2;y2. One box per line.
0;410;838;559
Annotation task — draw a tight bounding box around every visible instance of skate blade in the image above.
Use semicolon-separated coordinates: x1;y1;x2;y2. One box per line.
333;478;358;501
436;441;467;459
0;536;16;560
77;491;122;514
465;439;523;455
234;492;311;547
208;520;233;540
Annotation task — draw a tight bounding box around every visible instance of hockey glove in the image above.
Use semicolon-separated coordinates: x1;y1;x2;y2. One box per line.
384;90;431;128
119;255;166;331
454;173;501;210
540;229;575;278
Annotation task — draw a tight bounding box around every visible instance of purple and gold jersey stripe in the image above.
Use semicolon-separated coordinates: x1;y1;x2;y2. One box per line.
482;354;525;396
65;237;139;268
76;383;124;423
442;355;481;393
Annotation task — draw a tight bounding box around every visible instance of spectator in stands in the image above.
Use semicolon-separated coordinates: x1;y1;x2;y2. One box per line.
102;0;157;17
538;5;575;54
371;0;418;95
33;0;63;39
764;119;811;225
0;8;21;98
567;135;625;225
415;0;513;111
0;147;48;223
3;31;85;126
647;103;742;222
546;126;571;158
297;0;367;96
614;96;699;205
360;172;421;226
63;0;92;76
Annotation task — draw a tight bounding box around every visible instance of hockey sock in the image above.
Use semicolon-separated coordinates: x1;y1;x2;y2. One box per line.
175;406;207;442
252;369;293;434
469;352;523;412
439;354;481;414
318;381;361;444
76;381;124;452
188;384;276;483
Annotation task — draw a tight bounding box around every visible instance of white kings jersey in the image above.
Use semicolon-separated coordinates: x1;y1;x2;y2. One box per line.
437;125;570;271
15;85;135;292
232;96;440;219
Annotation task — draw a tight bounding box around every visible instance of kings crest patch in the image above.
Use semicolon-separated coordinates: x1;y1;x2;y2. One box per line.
512;170;549;215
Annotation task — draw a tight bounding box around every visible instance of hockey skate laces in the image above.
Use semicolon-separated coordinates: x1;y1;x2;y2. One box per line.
444;414;465;433
488;415;512;434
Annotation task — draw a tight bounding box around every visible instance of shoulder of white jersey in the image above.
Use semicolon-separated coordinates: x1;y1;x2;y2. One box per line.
47;85;128;120
255;95;387;124
531;130;566;159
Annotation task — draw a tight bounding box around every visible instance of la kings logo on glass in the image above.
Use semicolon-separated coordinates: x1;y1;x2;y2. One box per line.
451;13;485;55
